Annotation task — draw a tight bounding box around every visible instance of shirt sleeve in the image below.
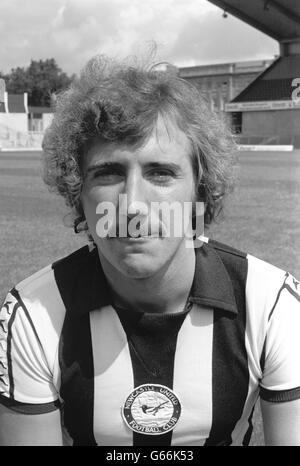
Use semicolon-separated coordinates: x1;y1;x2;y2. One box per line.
260;273;300;402
0;288;60;414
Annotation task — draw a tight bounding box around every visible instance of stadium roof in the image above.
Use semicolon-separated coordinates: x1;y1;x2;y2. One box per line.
232;55;300;102
207;0;300;42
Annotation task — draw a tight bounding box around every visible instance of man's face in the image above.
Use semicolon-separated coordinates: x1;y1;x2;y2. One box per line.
81;116;196;279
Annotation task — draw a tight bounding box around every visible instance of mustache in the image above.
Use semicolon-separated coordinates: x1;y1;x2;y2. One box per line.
112;217;168;238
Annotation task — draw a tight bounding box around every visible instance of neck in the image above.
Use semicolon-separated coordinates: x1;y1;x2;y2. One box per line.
98;243;196;315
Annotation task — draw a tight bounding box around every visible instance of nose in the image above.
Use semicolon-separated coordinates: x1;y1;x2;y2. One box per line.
125;169;148;217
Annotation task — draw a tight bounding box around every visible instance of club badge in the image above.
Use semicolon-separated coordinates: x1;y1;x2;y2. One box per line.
122;383;181;435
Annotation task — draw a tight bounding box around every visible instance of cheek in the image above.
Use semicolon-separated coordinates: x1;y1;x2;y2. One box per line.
176;177;197;204
81;187;121;241
81;189;95;220
80;188;102;233
81;185;119;213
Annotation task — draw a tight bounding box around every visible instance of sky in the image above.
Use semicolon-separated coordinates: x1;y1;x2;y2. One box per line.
0;0;279;75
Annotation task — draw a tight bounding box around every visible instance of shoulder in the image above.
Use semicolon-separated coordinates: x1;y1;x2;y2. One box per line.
203;236;288;292
204;235;300;320
4;245;91;309
1;245;94;353
0;245;95;404
202;236;296;320
11;244;93;303
246;253;289;304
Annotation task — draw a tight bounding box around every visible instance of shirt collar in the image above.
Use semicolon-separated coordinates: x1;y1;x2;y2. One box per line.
189;243;238;314
73;242;238;317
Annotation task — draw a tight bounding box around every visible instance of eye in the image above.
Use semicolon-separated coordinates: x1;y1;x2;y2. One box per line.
91;168;124;184
147;169;177;184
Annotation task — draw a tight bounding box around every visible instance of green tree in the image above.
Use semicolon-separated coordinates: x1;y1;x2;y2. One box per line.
1;59;74;107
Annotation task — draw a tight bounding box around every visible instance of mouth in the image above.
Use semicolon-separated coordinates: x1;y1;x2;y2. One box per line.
112;235;160;241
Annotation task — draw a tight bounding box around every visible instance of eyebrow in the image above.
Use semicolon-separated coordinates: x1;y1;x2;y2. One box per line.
85;161;182;174
85;161;124;175
145;162;181;172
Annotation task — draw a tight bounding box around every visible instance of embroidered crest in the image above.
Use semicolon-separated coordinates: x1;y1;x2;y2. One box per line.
122;383;181;435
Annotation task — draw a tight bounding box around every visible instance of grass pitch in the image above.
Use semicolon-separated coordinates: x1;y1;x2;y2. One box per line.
1;148;300;445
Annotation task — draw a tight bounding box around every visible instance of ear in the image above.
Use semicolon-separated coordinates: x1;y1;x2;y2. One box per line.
73;201;87;233
191;183;206;231
197;182;206;202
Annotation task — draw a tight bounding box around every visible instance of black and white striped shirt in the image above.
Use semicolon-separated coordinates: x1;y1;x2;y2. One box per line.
1;238;300;445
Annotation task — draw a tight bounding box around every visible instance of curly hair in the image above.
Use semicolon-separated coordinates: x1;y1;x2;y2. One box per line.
42;54;237;235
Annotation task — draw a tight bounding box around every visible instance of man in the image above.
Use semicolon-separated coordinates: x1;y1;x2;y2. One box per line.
0;55;300;446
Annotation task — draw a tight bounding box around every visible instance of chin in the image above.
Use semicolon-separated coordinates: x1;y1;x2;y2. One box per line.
116;257;159;279
97;237;183;279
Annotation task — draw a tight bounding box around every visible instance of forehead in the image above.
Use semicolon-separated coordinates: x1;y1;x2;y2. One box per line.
83;115;192;169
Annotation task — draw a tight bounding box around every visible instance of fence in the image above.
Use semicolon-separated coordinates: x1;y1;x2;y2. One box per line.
234;134;299;148
1;125;299;151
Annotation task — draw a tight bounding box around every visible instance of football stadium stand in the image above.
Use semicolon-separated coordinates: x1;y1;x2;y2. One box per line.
0;89;48;150
208;0;300;148
179;60;273;113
